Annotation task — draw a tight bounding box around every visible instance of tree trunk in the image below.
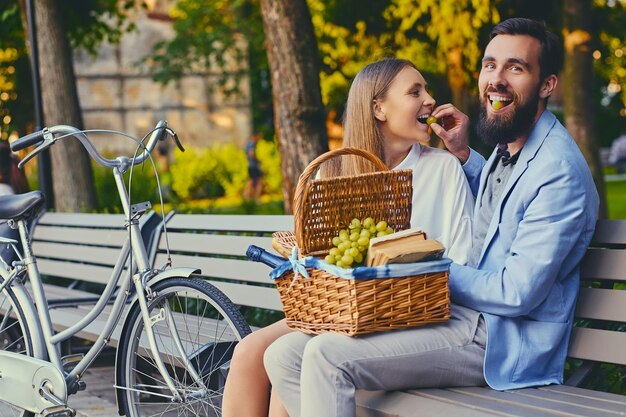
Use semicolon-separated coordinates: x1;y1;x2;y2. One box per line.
447;47;469;113
259;0;328;214
562;0;607;217
35;0;97;212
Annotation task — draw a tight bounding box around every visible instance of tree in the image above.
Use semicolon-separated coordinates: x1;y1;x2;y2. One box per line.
34;0;98;211
3;0;140;210
562;0;607;217
259;0;328;213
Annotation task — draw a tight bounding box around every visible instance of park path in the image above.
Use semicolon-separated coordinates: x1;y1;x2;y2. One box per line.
69;366;119;417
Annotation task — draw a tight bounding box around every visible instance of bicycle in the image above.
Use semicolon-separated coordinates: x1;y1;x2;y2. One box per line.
0;121;251;417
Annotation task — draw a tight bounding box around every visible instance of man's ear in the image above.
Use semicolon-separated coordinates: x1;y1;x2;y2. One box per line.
539;74;558;99
373;100;387;122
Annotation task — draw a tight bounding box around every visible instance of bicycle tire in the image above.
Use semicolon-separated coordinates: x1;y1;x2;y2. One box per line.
0;283;35;417
117;276;252;417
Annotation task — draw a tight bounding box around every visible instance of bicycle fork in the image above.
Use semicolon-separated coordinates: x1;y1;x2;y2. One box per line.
132;274;207;402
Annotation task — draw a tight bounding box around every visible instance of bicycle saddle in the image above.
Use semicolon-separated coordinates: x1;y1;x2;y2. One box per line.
0;191;45;220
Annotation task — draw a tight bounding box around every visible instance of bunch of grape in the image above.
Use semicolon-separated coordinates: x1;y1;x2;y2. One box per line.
324;217;394;268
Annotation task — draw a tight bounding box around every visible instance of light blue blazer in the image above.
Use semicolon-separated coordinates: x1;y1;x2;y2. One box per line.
450;110;599;390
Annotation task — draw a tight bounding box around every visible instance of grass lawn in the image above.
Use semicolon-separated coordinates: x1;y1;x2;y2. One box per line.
605;177;626;219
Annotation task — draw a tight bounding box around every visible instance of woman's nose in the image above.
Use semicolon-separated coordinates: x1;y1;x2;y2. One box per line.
423;92;436;108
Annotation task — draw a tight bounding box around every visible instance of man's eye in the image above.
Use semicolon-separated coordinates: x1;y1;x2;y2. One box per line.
510;65;523;72
483;62;495;70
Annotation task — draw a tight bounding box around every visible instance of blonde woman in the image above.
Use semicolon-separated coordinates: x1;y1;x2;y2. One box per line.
222;58;474;417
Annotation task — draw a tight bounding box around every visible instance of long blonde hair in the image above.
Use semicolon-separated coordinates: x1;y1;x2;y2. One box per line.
323;58;418;178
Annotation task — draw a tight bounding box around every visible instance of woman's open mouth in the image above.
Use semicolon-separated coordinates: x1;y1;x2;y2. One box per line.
417;114;438;125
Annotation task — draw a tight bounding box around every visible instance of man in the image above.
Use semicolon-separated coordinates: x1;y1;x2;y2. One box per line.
244;133;264;202
264;18;599;417
430;17;599;390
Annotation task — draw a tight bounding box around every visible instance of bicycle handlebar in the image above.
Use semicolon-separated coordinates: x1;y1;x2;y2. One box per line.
10;130;46;151
12;120;177;170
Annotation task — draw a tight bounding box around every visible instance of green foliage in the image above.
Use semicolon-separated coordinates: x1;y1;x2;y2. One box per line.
63;0;146;55
92;161;159;213
255;138;283;197
605;178;626;219
307;0;498;115
593;0;626;108
0;3;34;138
240;306;285;328
142;0;273;135
169;139;282;201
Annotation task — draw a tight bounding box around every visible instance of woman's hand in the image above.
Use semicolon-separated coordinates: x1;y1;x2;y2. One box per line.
431;104;471;164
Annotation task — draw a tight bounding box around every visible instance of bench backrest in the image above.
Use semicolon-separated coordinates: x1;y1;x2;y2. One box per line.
568;219;626;365
156;214;626;366
31;211;161;290
154;214;293;310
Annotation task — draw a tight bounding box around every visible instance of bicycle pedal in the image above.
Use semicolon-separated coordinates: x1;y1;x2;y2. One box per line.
42;407;76;417
61;353;84;373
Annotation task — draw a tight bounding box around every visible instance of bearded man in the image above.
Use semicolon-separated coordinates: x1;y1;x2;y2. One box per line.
431;17;599;389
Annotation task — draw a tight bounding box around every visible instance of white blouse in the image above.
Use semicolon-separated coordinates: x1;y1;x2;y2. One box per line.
394;144;474;264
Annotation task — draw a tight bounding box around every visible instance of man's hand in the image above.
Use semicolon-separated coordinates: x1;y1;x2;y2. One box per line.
431;104;471;164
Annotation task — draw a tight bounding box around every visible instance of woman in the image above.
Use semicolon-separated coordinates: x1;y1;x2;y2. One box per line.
0;141;29;195
222;58;474;417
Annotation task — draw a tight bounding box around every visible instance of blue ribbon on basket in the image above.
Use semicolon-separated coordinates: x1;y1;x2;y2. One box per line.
269;251;452;281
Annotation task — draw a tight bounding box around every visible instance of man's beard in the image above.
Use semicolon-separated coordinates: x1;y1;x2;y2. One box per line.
476;88;540;147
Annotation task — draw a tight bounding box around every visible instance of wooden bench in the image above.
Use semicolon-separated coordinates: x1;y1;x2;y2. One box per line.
157;214;626;417
5;212;625;415
24;211;162;349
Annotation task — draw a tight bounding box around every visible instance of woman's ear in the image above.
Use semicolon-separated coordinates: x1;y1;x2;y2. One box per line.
539;74;558;99
373;100;387;122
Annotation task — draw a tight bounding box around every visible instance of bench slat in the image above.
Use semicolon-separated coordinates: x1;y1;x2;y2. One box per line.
355;390;505;417
540;385;626;406
26;282;99;301
408;388;562;417
166;214;293;233
590;220;626;246
576;287;626;321
208;281;282;311
514;386;626;415
37;259;122;285
159;232;276;257
568;327;626;365
33;242;123;267
37;213;127;228
155;254;275;285
33;225;127;246
580;249;626;282
444;387;623;417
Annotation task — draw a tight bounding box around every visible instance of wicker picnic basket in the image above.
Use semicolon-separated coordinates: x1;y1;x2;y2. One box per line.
272;147;450;336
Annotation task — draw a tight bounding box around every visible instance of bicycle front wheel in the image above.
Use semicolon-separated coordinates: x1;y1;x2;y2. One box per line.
0;284;35;417
118;277;251;417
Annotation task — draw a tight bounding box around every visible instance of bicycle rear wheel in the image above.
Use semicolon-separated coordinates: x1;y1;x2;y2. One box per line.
0;284;35;417
117;277;251;417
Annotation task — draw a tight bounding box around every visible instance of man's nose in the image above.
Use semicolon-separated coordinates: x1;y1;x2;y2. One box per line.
487;69;508;90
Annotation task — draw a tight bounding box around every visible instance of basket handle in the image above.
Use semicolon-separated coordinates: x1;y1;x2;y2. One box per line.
293;147;390;249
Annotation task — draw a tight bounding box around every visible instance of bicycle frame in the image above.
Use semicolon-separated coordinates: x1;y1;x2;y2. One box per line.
1;160;205;411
